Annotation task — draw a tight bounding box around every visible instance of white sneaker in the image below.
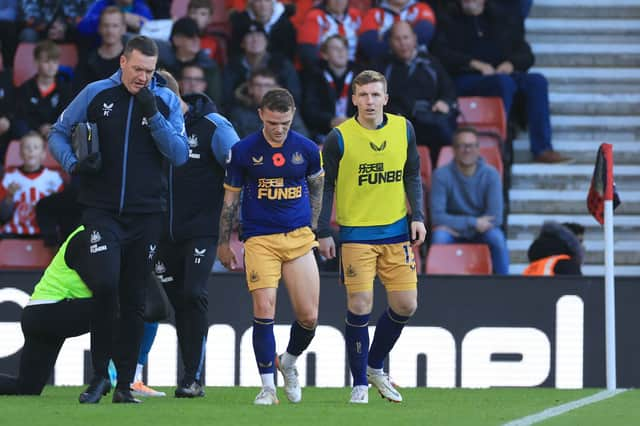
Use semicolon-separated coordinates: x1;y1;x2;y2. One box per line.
367;369;402;402
349;385;369;404
254;387;279;405
276;354;302;403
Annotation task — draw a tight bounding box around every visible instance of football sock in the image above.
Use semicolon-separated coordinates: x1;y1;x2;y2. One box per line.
368;307;410;370
253;318;276;376
285;320;316;359
345;311;370;386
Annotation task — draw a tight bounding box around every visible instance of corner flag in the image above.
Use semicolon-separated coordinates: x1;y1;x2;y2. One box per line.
586;143;621;224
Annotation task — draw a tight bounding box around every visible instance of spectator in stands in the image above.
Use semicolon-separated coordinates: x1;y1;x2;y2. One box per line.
74;6;126;93
0;0;19;68
187;0;223;65
230;0;297;60
0;132;64;236
302;35;357;144
20;0;88;42
15;40;72;140
222;23;301;110
77;0;153;37
358;0;436;65
523;221;585;276
430;127;509;275
297;0;361;72
384;21;457;166
229;68;308;138
432;0;571;164
159;17;221;104
0;69;15;166
179;64;209;96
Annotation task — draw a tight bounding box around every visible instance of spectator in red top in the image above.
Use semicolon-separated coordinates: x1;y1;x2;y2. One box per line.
187;0;224;66
297;0;361;72
358;0;436;64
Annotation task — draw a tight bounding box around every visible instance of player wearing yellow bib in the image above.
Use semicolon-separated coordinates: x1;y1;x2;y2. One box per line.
317;70;426;404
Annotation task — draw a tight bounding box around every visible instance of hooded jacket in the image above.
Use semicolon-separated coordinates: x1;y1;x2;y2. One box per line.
526;221;583;275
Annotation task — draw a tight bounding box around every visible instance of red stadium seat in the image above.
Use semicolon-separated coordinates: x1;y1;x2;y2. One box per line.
435;145;503;180
4;139;62;170
13;42;78;87
425;244;492;275
416;145;432;190
457;97;507;142
0;239;55;270
173;0;231;22
171;0;189;19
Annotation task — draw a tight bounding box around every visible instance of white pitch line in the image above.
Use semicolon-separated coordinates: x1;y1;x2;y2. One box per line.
502;389;628;426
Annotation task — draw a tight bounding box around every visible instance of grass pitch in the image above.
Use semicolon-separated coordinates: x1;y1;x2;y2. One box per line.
0;387;637;426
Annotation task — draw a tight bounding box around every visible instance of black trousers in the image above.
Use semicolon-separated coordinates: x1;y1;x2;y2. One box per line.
157;237;216;384
76;208;162;390
0;299;93;395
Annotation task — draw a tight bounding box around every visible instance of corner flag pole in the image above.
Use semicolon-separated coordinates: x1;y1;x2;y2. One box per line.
602;145;616;390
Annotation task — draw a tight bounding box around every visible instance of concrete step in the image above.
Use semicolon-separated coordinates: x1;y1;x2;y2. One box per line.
526;19;640;44
510;164;639;190
533;67;640;86
531;0;640;19
532;43;640;67
528;33;640;44
513;140;640;164
507;214;640;241
508;239;639;264
509;189;640;214
550;115;640;139
510;263;640;276
549;93;640;115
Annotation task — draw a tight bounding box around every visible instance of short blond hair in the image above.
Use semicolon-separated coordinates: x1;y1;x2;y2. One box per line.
352;70;387;93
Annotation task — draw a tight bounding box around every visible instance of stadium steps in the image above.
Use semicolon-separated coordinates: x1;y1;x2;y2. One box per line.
508;0;640;276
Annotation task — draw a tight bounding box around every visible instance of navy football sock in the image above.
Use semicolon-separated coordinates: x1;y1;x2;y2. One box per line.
345;311;370;386
368;307;410;370
253;318;276;375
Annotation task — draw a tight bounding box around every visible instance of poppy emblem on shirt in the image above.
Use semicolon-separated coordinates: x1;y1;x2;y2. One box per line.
272;153;286;167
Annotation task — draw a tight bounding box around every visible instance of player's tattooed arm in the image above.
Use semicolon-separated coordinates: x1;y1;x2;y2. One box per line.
218;190;241;244
307;174;325;230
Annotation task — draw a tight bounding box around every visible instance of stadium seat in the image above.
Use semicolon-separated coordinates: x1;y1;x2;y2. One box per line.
13;42;79;87
425;243;492;275
457;97;507;142
435;145;503;180
0;239;55;270
416;145;432;190
4;139;62;170
173;0;230;22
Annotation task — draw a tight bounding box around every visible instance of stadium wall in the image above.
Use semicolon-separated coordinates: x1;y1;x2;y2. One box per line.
0;272;638;388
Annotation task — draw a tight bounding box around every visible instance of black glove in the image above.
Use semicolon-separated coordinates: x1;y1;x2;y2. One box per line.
73;152;102;175
136;87;158;118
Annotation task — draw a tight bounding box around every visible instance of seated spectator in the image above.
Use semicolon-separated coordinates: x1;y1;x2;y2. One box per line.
358;0;436;65
158;17;221;104
230;0;297;61
302;35;358;143
229;68;308;138
384;21;457;166
19;0;88;42
179;64;209;96
0;132;64;236
15;40;72;140
432;0;570;163
0;0;19;67
0;69;15;165
430;127;509;275
297;0;361;72
187;0;223;65
77;0;153;38
73;6;126;93
223;23;301;110
523;221;585;276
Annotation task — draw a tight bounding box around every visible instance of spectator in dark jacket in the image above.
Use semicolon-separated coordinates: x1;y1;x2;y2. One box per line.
432;0;570;163
302;34;357;143
74;6;126;93
222;23;301;111
0;69;15;165
524;221;584;276
15;41;73;140
230;0;297;61
384;21;457;166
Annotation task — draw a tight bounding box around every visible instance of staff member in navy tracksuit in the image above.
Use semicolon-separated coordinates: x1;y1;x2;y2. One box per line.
152;70;239;398
48;35;189;404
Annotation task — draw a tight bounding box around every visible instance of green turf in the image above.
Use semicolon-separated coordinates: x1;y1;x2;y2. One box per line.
0;387;635;426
